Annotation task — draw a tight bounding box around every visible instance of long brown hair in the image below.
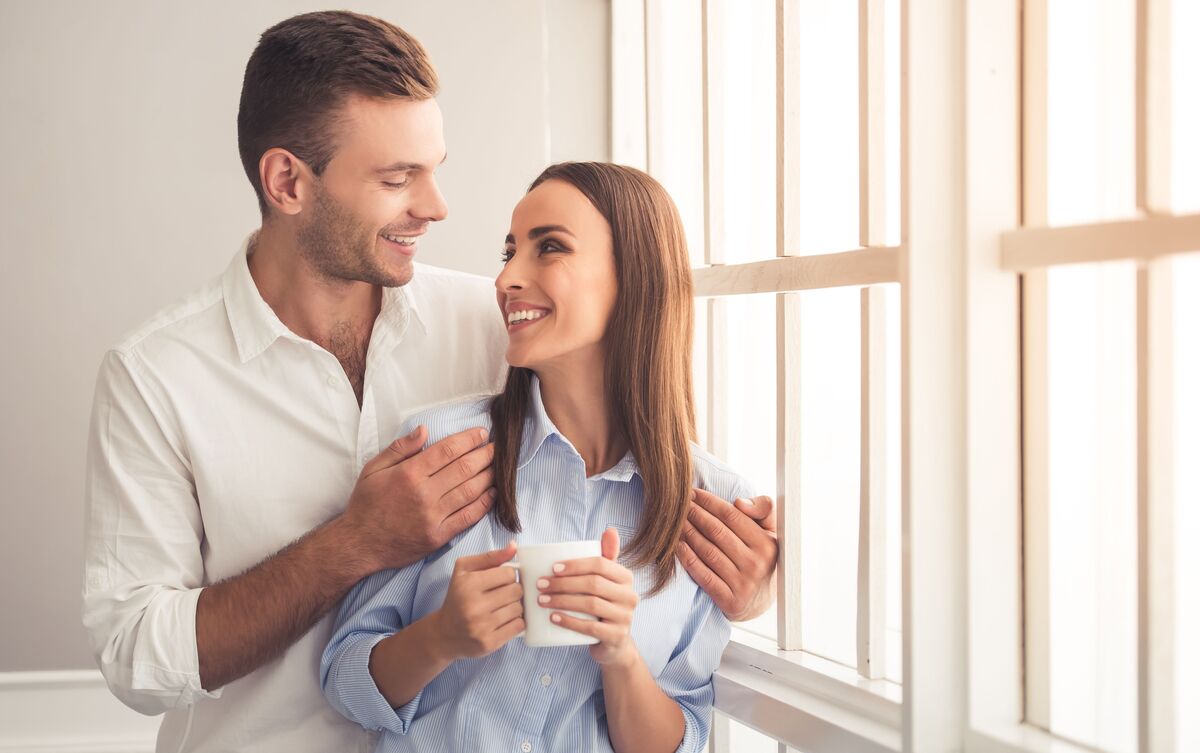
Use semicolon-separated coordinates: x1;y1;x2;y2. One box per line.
489;162;696;595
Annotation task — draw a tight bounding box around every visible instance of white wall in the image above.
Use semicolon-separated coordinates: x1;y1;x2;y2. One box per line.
0;0;608;687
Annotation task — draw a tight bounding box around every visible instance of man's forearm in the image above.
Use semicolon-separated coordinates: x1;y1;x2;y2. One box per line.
601;652;685;753
196;515;376;691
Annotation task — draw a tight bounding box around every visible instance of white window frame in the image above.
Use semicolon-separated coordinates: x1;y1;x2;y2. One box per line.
611;1;1197;752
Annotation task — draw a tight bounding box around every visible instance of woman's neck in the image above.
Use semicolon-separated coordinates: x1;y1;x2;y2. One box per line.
535;351;627;477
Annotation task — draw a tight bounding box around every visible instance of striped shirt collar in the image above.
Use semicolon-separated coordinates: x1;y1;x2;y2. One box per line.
518;374;640;482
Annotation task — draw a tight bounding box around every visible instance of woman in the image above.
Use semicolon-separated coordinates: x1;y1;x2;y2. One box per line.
321;163;756;753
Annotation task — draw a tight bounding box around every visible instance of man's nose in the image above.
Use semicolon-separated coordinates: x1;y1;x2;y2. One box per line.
411;175;448;222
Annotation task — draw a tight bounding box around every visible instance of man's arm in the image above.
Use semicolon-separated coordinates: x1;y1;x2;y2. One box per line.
84;347;501;709
196;426;496;691
676;490;778;622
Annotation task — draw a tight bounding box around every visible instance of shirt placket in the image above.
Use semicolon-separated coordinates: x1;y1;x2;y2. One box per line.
508;647;571;753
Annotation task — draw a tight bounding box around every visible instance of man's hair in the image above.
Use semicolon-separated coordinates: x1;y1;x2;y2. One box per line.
237;11;439;214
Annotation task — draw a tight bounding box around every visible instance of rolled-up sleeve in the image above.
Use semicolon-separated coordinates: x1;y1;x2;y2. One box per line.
321;564;424;733
82;350;217;715
655;585;731;753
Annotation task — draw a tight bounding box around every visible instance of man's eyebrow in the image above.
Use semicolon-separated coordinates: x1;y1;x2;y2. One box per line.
373;153;448;174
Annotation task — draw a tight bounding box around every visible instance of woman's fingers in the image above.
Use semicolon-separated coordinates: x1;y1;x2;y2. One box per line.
488;598;525;629
545;555;632;584
537;593;628;623
550;612;624;643
536;573;636;606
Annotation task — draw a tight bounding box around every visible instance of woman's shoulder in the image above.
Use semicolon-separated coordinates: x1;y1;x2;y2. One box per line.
399;394;496;445
687;442;762;505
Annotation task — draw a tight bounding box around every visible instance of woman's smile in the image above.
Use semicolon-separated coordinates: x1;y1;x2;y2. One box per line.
504;302;553;333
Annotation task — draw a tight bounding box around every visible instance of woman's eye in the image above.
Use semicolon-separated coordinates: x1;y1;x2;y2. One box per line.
500;248;514;263
539;240;562;254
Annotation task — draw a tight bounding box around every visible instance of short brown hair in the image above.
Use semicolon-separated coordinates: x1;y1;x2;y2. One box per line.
490;163;696;596
237;11;439;214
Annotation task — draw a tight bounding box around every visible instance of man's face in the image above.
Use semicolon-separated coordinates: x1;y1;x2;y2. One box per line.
296;95;448;287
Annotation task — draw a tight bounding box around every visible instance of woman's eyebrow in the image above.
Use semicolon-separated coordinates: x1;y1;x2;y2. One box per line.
528;225;575;239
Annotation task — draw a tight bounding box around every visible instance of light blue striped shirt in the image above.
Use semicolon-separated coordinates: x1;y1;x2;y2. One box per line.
321;376;756;753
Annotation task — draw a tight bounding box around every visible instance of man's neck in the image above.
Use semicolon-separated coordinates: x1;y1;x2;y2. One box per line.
536;352;627;477
246;224;382;346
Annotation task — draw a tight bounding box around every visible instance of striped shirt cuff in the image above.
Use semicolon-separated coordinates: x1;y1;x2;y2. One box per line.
328;632;423;734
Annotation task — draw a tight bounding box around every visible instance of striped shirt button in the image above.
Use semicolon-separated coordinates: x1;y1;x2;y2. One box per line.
521;741;532;753
540;674;552;686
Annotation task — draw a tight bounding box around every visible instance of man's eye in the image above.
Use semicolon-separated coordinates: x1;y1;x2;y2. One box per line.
382;177;410;189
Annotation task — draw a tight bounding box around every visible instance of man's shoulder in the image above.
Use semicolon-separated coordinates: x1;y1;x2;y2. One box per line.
688;443;760;505
109;275;229;362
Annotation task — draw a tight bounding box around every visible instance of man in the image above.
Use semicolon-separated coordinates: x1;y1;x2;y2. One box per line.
83;11;777;752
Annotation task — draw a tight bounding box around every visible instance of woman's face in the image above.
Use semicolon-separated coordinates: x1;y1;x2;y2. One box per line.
495;179;618;372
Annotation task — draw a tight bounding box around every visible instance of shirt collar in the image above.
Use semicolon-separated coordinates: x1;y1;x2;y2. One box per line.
516;374;557;470
222;234;291;364
516;374;641;483
222;233;427;364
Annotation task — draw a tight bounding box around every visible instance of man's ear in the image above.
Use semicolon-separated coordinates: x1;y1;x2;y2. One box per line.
258;148;311;217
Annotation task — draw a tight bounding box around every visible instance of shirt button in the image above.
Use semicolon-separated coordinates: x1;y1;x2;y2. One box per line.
521;742;532;753
326;374;338;387
540;674;552;686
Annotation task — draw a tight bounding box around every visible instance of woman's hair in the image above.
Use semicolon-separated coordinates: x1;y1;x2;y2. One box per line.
489;162;696;595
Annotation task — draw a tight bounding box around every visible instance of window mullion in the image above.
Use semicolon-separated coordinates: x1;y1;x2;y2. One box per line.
858;285;889;679
1136;260;1176;753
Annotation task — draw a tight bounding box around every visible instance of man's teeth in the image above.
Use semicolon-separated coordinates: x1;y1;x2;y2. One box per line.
383;234;417;246
507;309;549;325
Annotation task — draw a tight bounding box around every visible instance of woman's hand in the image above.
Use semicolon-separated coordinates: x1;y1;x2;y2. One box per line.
431;541;525;661
537;528;640;666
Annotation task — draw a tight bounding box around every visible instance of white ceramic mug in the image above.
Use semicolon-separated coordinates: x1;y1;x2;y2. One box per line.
505;540;601;647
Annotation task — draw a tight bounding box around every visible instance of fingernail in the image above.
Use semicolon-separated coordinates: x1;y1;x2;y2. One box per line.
551;614;562;623
538;594;550;605
478;429;489;442
552;563;565;574
536;578;550;589
407;426;421;439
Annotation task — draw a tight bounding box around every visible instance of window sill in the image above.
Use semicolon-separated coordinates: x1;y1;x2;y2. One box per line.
713;628;903;753
967;723;1112;753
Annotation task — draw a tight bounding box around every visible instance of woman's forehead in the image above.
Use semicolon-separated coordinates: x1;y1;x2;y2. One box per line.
510;180;609;238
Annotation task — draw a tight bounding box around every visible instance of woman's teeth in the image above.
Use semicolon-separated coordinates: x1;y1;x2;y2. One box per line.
507;309;549;325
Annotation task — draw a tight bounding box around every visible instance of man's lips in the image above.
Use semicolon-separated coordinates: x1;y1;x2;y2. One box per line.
381;233;420;257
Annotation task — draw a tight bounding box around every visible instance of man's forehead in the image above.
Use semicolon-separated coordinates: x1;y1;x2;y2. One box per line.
333;95;446;169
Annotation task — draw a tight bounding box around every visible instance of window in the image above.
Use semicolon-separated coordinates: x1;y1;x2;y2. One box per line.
611;0;1197;752
615;1;904;750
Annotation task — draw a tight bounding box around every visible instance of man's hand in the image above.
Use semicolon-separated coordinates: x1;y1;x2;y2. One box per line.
676;490;777;622
341;425;497;572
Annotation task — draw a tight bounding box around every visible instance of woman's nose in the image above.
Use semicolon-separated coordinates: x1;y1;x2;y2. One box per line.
495;254;527;291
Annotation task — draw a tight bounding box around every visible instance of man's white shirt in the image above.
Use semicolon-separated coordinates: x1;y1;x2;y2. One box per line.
82;236;507;752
